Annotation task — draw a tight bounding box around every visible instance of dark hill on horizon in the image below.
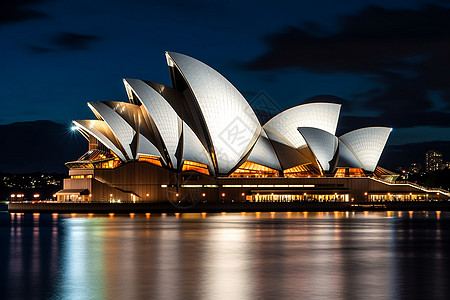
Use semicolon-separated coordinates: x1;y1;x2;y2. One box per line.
0;121;86;173
0;120;449;173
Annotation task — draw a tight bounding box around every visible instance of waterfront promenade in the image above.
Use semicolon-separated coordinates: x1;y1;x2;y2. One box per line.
7;201;450;213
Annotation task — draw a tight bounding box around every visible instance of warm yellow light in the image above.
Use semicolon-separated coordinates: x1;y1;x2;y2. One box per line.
241;193;245;196
129;213;135;218
222;193;225;197
53;194;56;197
145;213;151;218
176;193;179;197
110;194;113;197
10;194;15;198
202;193;206;197
71;213;77;217
146;194;149;197
109;213;114;217
364;192;368;196
202;212;207;218
175;213;180;218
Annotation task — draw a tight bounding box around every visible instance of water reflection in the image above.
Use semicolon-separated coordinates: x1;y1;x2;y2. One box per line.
3;213;60;299
0;211;449;299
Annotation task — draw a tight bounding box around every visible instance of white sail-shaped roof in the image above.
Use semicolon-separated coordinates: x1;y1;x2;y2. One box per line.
339;127;392;172
264;103;341;149
88;102;136;160
123;78;182;169
73;120;127;161
246;129;281;171
138;134;161;158
298;127;338;172
182;122;214;170
166;51;261;175
338;140;364;169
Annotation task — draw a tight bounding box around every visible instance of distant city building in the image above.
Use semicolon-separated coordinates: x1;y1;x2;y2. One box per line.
425;150;443;172
408;163;422;174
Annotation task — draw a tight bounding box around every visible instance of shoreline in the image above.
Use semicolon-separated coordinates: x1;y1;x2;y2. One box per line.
7;201;450;214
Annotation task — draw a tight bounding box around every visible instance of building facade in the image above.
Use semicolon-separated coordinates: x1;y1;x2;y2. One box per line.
57;52;450;203
426;150;443;172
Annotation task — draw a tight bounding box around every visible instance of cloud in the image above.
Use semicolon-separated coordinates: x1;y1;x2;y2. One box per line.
0;0;49;24
51;32;100;51
245;5;450;131
130;0;225;13
247;5;450;74
28;32;101;53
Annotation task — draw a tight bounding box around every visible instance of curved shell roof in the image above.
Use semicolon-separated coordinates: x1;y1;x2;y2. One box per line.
182;122;214;171
166;51;261;175
298;127;339;172
124;78;182;169
246;129;282;171
71;52;391;176
73;120;127;161
264;103;341;149
138;134;161;158
88;102;137;160
339;127;392;172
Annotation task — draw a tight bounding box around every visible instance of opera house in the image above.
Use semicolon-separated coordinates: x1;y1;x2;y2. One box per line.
57;52;449;203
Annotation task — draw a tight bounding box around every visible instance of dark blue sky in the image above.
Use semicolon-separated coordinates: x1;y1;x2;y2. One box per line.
2;0;450;148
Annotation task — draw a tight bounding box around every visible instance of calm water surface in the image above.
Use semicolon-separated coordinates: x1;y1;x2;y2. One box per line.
1;210;449;300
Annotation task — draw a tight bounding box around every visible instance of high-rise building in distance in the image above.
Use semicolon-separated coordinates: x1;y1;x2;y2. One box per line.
425;150;443;172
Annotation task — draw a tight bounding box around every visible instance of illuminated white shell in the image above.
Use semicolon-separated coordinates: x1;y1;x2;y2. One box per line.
123;78;181;169
264;102;341;149
298;127;339;171
339;127;392;172
166;51;261;174
73;119;127;161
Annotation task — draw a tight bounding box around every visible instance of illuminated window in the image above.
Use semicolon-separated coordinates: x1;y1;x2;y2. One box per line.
229;161;279;178
182;161;209;175
66;149;122;169
284;164;321;178
349;168;365;177
138;155;162;167
334;168;347;177
70;175;93;179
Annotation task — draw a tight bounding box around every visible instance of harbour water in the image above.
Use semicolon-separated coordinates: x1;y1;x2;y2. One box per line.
1;210;449;299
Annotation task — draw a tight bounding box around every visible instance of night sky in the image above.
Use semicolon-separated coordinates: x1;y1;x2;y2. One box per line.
2;0;450;153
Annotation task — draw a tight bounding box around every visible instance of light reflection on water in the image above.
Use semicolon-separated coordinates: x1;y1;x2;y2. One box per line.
1;211;449;299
